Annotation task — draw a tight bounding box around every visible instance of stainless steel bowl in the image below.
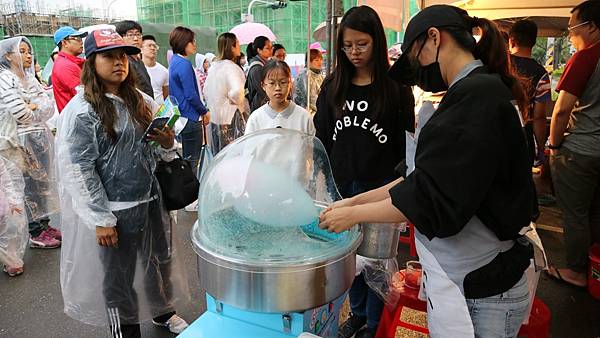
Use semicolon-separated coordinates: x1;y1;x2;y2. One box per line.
357;223;402;259
193;222;362;313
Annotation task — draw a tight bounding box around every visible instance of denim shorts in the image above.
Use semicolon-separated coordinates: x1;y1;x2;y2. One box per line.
466;273;529;338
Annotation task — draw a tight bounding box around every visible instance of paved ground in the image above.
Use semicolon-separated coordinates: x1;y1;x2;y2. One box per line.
1;179;600;337
0;211;205;338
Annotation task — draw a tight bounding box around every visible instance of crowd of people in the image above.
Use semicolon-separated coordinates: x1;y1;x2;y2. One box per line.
0;0;599;337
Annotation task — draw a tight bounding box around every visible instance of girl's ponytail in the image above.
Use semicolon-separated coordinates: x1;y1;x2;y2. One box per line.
246;42;256;59
472;17;529;119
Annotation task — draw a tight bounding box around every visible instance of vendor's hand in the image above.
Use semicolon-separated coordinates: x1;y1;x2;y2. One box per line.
96;226;118;248
146;126;175;149
202;111;211;126
319;198;354;218
27;103;38;111
319;206;357;233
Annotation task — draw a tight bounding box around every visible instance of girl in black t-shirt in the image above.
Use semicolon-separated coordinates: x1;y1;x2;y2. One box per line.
313;6;414;338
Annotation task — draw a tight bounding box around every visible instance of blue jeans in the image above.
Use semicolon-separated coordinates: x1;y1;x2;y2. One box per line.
349;272;384;329
180;119;203;174
339;179;392;330
466;273;530;338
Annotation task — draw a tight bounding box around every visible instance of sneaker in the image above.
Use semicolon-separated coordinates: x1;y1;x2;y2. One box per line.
3;265;24;277
152;314;189;334
338;313;366;338
184;200;198;212
29;230;61;249
45;225;62;240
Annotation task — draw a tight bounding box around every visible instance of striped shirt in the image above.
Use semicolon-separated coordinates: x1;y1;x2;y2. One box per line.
0;70;47;150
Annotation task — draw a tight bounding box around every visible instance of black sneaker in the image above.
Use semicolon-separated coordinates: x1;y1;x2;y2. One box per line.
355;327;376;338
338;313;367;338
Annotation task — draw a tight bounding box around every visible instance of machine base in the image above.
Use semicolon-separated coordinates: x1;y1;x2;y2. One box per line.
178;293;347;338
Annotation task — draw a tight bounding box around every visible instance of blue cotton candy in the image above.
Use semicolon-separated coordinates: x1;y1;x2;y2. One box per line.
220;157;319;228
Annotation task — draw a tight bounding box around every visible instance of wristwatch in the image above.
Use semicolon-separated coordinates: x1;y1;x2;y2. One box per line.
548;141;563;150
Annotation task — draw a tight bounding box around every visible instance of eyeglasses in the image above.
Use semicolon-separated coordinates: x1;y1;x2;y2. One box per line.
341;43;371;54
65;36;82;42
264;80;290;88
125;32;142;39
145;44;160;50
568;21;591;32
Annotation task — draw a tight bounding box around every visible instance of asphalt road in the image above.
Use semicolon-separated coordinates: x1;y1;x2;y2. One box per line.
1;206;600;338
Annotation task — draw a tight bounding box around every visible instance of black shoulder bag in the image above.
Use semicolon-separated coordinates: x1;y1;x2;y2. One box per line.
155;152;200;210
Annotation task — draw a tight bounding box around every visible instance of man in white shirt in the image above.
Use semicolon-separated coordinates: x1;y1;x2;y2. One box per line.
141;35;169;104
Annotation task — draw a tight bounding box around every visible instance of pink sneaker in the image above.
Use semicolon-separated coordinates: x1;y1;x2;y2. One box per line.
45;225;62;240
29;230;61;249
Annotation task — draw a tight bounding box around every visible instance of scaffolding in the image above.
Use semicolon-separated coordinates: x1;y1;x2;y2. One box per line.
137;0;355;54
0;2;127;63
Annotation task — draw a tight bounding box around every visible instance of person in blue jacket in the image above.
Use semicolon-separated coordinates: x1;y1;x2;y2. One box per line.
168;26;210;172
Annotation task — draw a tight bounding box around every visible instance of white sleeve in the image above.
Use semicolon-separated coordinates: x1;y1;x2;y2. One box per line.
245;113;258;135
162;66;169;87
226;64;246;107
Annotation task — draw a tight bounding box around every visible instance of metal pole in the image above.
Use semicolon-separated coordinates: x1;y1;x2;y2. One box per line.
331;0;343;70
325;0;332;75
306;0;312;111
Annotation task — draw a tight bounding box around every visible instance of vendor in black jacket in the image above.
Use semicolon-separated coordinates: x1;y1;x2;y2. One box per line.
320;5;534;338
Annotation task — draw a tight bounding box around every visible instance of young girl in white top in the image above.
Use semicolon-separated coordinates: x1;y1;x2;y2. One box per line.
245;60;315;135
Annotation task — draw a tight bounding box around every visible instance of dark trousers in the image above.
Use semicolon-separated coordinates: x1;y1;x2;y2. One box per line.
28;218;49;237
338;179;391;330
100;198;175;337
180;119;203;174
350;273;385;329
551;147;600;273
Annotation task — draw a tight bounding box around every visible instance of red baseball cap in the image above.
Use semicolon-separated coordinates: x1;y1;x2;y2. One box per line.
84;29;140;58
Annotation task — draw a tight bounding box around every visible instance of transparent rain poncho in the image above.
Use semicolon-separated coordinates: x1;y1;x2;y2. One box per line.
0;154;27;269
203;59;249;155
56;90;190;326
192;128;361;265
0;36;58;222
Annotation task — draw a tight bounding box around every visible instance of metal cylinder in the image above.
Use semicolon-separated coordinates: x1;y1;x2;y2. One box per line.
193;232;362;313
357;223;402;259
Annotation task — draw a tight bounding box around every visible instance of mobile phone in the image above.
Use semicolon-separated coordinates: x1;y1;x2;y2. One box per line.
142;117;169;142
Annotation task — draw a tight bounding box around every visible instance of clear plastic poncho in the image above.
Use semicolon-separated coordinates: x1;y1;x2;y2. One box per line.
0;37;59;222
0;154;27;269
203;59;249;155
57;91;190;326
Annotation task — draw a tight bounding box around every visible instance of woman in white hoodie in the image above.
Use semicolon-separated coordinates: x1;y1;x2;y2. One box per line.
203;32;248;154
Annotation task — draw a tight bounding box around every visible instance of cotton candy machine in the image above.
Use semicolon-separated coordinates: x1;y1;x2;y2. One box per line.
180;129;362;338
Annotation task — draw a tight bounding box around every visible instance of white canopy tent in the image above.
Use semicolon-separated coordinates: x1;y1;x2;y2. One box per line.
330;0;581;37
418;0;580;36
418;0;578;19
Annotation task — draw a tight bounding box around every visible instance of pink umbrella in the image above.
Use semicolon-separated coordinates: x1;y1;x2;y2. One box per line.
230;22;277;45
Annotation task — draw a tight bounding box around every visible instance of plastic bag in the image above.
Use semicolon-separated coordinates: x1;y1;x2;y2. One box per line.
207;109;246;155
363;258;401;308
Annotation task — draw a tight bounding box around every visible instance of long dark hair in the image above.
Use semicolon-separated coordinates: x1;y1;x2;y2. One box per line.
81;52;152;142
414;7;529;118
246;35;270;60
326;6;395;120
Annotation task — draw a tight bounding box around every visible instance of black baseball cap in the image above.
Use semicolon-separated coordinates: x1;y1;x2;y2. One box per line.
84;28;140;58
389;5;471;85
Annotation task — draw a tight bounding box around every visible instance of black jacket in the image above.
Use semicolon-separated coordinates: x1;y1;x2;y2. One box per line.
390;66;534;242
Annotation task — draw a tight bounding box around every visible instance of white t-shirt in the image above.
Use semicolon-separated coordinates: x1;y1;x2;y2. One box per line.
145;62;169;104
245;101;315;136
